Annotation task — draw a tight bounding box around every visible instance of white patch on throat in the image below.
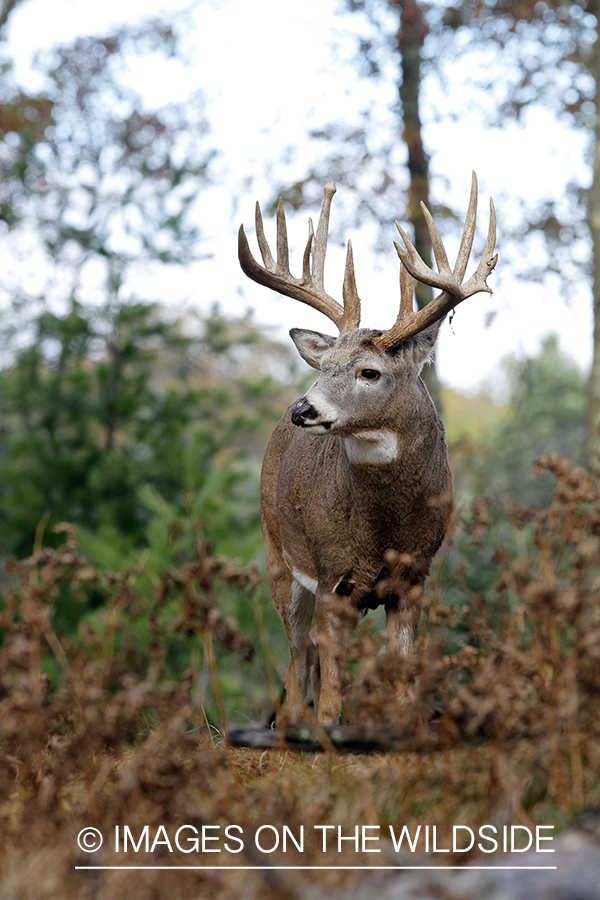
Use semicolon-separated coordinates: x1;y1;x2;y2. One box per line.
344;430;399;465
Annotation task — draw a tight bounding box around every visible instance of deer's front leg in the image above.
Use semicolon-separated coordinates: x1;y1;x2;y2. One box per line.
385;603;418;655
314;589;348;725
385;599;420;702
279;579;315;721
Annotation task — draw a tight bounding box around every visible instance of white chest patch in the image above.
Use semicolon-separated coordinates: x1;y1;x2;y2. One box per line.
344;430;398;465
292;569;318;595
283;549;319;595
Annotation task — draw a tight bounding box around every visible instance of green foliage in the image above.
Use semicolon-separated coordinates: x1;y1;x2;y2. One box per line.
447;335;586;508
477;336;586;507
0;296;294;724
0;300;293;561
0;304;293;717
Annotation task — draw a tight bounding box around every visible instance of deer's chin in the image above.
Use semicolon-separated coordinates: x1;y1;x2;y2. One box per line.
299;421;336;434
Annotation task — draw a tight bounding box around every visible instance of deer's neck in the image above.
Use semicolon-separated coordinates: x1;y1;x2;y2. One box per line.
342;386;443;470
343;430;399;466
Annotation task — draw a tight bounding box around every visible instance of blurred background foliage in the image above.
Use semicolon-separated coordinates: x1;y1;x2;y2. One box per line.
0;0;592;724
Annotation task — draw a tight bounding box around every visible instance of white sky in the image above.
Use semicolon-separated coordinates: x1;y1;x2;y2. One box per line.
3;0;593;397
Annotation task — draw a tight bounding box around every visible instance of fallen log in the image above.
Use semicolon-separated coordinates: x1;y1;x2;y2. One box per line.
226;721;438;753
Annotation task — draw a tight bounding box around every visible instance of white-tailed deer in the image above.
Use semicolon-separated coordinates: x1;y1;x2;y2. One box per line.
239;173;497;725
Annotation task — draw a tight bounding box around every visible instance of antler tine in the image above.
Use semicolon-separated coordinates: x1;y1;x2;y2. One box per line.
393;219;459;295
453;170;478;281
399;257;415;319
238;183;362;334
276;198;290;275
255;201;274;270
302;218;315;283
461;196;497;293
420;203;452;280
374;172;497;351
381;254;415;342
342;240;361;332
312;182;336;290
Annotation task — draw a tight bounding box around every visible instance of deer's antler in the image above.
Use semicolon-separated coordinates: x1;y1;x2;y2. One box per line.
374;171;497;351
238;182;361;334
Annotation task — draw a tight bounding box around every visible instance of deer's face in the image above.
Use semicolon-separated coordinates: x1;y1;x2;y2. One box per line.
289;326;440;439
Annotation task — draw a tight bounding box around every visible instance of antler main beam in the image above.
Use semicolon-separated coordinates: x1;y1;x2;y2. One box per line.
374;172;497;351
238;182;361;334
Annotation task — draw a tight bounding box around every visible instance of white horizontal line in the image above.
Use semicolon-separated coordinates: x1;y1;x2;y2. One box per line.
74;865;558;871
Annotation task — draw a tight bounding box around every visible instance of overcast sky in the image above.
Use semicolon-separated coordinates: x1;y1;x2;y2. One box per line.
3;0;592;397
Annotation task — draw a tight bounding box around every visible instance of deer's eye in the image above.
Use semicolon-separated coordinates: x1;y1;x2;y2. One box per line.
358;368;381;382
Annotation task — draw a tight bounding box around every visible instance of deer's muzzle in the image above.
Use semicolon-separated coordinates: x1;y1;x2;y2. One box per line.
291;398;320;427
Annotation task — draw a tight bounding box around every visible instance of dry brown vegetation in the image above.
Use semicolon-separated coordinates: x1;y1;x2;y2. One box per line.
1;454;600;898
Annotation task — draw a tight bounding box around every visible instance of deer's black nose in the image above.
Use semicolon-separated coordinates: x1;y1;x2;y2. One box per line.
291;398;319;426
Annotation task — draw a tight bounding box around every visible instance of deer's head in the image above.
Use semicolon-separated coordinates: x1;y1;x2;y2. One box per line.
239;175;497;442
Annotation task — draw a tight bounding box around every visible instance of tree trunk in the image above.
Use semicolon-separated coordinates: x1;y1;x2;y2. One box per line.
395;0;442;410
587;0;600;470
0;0;25;35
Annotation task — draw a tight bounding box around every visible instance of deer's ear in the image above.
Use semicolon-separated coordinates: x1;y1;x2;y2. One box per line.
290;328;336;370
413;318;444;372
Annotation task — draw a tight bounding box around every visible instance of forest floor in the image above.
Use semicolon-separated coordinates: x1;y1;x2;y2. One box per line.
3;455;600;898
1;727;597;900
